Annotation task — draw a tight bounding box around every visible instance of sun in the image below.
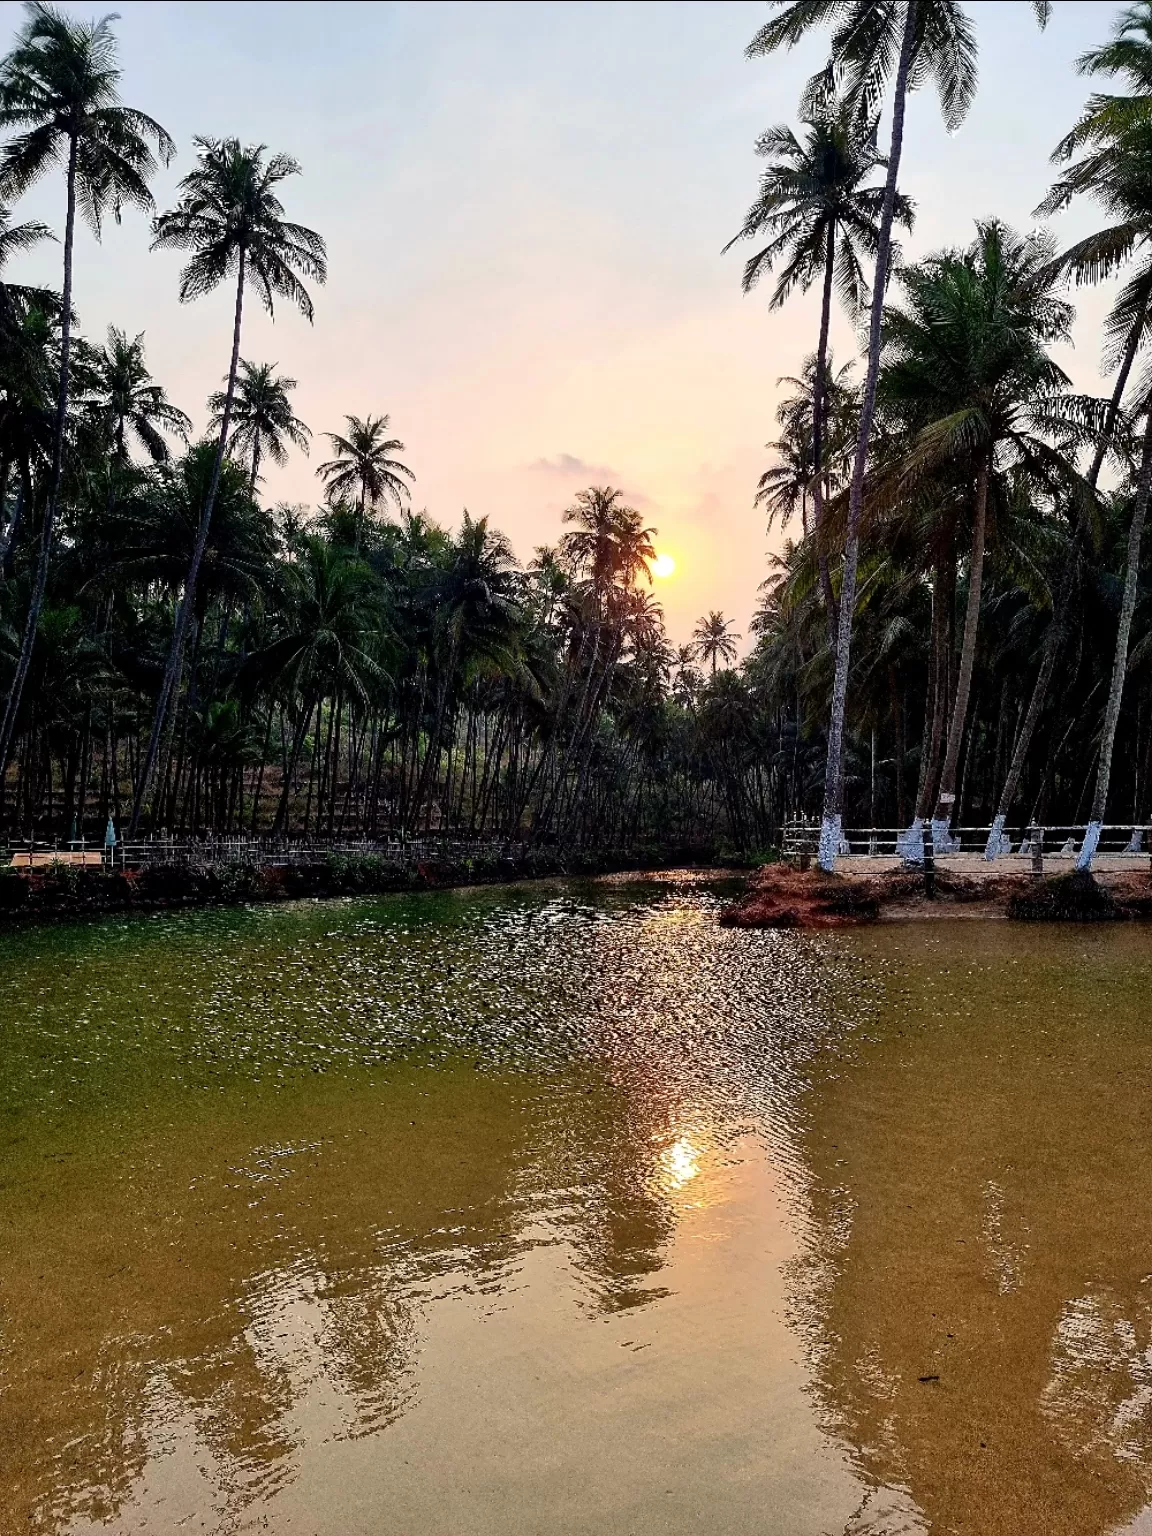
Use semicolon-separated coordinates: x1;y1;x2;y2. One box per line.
651;552;676;579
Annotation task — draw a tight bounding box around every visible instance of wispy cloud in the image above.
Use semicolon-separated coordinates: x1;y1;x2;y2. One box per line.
528;452;617;478
527;453;651;505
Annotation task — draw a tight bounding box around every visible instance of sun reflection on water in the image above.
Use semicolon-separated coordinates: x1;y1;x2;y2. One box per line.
658;1135;701;1192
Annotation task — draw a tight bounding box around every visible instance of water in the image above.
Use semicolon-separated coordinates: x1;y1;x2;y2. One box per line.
2;873;1152;1536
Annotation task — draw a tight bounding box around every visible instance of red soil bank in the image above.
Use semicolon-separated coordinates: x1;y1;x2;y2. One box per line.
718;865;882;929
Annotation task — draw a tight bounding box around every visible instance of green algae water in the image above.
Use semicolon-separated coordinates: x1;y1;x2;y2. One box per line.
3;872;1152;1536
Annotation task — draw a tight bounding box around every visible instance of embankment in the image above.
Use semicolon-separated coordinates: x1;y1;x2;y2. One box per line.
719;863;1152;928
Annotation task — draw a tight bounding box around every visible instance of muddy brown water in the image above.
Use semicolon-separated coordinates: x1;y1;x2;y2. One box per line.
2;872;1151;1535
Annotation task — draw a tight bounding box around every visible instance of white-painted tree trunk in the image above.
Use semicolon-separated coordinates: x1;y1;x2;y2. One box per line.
1081;823;1105;872
984;812;1007;861
1076;821;1103;871
896;817;924;863
930;817;957;854
818;812;842;873
815;1;918;874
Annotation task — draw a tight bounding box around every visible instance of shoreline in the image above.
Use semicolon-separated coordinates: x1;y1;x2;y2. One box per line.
0;847;745;929
719;863;1152;929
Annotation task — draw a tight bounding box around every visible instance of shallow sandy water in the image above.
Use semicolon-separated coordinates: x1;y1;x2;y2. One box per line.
2;877;1151;1534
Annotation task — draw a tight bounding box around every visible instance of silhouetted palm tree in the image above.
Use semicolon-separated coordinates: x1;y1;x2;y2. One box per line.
692;611;740;675
132;136;326;831
318;413;413;549
748;0;1048;869
727;99;909;636
77;326;190;462
0;0;173;779
209;359;310;500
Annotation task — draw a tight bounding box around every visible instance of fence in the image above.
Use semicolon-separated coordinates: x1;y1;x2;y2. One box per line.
3;832;528;872
782;822;1152;862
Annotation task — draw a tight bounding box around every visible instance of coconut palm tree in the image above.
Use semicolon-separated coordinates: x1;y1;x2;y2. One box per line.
0;0;174;782
727;99;910;638
876;221;1097;854
747;0;1049;871
757;355;857;538
208;359;310;501
76;326;190;463
560;486;656;604
249;537;383;833
131;136;326;832
1039;83;1152;866
981;60;1152;857
692;612;740;675
318;414;413;548
1077;409;1152;868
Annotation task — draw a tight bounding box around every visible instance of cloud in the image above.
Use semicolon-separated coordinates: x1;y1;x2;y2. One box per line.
526;453;651;505
528;452;617;478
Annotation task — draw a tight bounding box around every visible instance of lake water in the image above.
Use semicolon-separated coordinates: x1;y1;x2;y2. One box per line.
3;872;1152;1536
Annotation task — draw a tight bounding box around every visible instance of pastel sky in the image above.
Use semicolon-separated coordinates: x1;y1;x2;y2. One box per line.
0;0;1123;644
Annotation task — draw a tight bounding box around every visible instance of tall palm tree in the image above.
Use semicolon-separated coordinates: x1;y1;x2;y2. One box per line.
318;414;413;549
747;0;1047;871
0;0;173;781
692;612;740;675
1075;417;1152;869
981;43;1152;859
130;136;326;833
1035;27;1152;867
208;359;310;501
77;326;190;462
877;221;1092;854
727;100;910;639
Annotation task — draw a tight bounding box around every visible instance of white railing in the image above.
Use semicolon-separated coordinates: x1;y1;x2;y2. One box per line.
782;822;1152;861
3;833;529;872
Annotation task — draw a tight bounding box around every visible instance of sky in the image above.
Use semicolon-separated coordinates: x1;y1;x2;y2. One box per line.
0;0;1126;646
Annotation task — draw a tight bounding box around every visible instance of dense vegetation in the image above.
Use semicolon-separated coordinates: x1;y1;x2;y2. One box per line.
4;0;1152;864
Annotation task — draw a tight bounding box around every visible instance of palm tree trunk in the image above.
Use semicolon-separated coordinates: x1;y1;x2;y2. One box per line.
130;247;247;833
811;230;839;650
1089;295;1148;487
931;456;990;848
1;465;28;579
984;562;1071;858
817;0;918;871
0;135;79;781
249;439;261;504
1078;407;1152;869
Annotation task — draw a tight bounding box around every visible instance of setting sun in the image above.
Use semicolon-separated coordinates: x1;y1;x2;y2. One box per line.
651;552;676;579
